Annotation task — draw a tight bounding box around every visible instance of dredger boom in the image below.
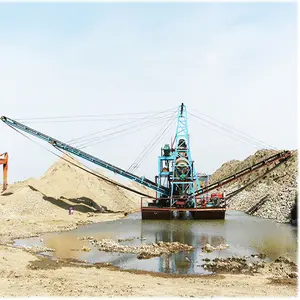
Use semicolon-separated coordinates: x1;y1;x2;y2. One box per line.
0;116;169;195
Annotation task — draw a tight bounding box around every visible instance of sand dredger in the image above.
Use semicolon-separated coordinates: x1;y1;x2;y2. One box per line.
0;103;291;220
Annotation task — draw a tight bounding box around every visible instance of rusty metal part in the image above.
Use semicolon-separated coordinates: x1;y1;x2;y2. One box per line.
0;152;8;192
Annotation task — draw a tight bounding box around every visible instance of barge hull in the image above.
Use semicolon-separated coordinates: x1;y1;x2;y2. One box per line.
141;208;226;220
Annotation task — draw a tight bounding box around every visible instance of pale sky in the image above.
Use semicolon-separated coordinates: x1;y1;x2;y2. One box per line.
0;2;297;184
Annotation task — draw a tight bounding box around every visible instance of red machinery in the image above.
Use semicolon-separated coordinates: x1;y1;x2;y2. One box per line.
0;152;8;192
210;193;224;199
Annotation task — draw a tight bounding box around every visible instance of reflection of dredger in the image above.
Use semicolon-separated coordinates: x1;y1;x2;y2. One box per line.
200;234;225;247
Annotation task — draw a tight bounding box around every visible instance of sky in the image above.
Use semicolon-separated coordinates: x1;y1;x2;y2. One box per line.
0;2;297;185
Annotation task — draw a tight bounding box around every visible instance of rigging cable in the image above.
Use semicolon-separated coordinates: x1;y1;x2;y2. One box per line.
127;112;175;172
188;112;276;150
190;108;275;148
128;113;177;173
15;108;176;122
66;108;176;145
76;113;175;149
4;123;156;199
189;109;277;149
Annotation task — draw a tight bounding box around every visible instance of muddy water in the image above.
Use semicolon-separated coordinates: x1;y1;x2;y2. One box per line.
15;211;297;275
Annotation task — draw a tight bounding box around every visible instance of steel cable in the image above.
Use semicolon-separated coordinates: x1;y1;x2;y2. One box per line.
188;112;275;150
4;123;156;199
128;113;177;173
189;110;277;149
66;108;176;145
77;114;174;149
127;113;174;172
15;107;177;122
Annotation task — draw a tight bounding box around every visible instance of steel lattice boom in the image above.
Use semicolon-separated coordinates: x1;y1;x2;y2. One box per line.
0;116;169;195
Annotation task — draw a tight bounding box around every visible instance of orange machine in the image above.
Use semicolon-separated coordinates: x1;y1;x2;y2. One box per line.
0;152;8;192
211;193;224;200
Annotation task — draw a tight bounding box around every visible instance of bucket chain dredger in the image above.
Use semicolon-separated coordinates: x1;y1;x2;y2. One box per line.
0;103;291;220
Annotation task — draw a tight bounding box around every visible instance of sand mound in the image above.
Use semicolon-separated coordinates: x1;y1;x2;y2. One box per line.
0;155;154;220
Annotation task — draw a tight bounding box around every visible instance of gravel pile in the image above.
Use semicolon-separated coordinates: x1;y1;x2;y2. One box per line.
85;238;194;259
210;150;298;223
18;245;56;254
0;186;67;219
202;255;298;278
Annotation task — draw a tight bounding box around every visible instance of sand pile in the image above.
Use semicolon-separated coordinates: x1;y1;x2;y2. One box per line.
210;149;298;223
0;155;154;220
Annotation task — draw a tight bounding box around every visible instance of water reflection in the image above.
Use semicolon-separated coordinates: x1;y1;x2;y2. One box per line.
141;220;226;274
14;211;297;274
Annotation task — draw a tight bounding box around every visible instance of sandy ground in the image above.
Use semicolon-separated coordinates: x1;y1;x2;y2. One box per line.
0;211;124;244
0;212;297;297
0;242;297;297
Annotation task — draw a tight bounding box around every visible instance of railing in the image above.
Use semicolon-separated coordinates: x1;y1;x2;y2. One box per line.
141;197;180;209
141;196;226;209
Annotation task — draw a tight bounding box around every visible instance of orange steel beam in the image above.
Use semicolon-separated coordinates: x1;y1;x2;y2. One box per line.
0;152;8;192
